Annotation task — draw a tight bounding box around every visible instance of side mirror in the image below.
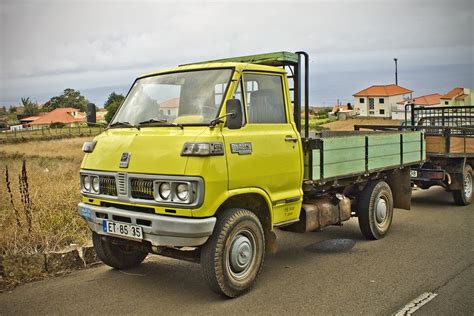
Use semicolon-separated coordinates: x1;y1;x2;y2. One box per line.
226;99;243;130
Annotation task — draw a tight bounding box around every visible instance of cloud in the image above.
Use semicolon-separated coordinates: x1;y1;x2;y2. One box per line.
1;0;472;105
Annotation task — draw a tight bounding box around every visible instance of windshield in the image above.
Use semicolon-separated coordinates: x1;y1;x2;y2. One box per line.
111;69;233;126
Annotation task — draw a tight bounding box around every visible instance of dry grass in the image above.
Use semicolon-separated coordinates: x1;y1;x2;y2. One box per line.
0;137;93;255
321;118;401;131
0;137;91;163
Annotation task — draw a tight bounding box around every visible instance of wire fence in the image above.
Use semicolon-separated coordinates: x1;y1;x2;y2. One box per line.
0;125;105;141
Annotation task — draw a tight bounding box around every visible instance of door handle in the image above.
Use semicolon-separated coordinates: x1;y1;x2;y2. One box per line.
285;135;298;143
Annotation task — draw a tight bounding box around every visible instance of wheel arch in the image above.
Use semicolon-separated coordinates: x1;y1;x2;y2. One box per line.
216;188;275;252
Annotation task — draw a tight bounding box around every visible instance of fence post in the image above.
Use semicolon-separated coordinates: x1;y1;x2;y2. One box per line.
41;126;44;136
78;125;81;134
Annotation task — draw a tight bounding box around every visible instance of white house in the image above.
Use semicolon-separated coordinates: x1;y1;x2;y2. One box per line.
392;93;441;120
440;87;474;106
159;98;179;117
353;84;413;118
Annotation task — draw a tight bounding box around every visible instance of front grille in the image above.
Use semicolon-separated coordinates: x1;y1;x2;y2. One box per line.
99;176;117;196
130;178;154;200
117;173;127;195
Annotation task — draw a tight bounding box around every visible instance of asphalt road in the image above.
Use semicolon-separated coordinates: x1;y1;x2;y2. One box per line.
1;187;473;315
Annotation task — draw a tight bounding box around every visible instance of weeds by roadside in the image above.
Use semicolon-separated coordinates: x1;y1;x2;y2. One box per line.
0;138;90;255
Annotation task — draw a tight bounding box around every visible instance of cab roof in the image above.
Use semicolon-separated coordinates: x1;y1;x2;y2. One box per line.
139;51;297;79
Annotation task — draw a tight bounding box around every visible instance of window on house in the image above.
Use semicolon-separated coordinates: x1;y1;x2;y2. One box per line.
359;98;365;103
445;101;449;105
369;98;375;110
369;111;375;115
379;98;384;104
380;109;385;115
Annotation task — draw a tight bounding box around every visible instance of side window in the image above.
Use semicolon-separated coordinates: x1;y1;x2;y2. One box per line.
243;73;286;124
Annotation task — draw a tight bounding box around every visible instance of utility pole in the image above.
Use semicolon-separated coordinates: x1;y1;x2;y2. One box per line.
393;58;398;85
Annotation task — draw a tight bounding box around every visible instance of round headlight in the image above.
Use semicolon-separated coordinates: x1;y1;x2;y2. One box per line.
92;176;100;193
176;183;189;201
83;175;91;191
159;182;171;200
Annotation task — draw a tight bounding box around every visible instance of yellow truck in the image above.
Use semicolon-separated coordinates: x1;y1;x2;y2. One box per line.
78;52;425;297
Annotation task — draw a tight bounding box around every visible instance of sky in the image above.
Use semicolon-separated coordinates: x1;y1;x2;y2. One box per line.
0;0;473;107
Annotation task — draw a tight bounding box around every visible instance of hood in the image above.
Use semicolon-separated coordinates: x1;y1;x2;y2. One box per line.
81;126;213;175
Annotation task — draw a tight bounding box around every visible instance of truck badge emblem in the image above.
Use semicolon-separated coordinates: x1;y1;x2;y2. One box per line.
119;152;131;168
230;142;252;155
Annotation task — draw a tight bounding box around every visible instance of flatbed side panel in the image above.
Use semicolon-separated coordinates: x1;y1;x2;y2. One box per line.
368;134;401;170
426;135;445;154
313;136;365;180
306;131;424;183
403;132;425;163
450;136;474;154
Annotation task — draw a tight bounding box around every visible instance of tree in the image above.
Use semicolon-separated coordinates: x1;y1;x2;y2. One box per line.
45;88;88;112
104;92;125;123
21;97;39;116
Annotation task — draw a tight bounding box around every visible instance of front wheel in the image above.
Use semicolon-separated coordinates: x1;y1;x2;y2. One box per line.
452;165;473;206
357;180;394;240
92;232;148;269
200;208;265;298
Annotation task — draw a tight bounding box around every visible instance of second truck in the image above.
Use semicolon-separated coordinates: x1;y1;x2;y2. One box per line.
78;52;425;297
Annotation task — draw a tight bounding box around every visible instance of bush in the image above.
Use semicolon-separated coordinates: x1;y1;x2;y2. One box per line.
50;122;66;129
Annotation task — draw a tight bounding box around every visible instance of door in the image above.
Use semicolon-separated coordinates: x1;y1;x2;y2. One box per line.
222;72;303;224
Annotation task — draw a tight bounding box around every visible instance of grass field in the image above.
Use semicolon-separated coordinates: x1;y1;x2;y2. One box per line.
0;137;91;255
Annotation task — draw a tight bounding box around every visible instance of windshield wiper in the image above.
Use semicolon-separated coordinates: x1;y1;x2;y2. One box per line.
109;121;139;130
138;118;183;130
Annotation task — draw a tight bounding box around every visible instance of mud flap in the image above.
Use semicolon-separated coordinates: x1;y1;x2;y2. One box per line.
387;168;412;210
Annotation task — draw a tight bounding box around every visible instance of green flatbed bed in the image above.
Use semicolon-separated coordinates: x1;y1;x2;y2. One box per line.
304;131;425;183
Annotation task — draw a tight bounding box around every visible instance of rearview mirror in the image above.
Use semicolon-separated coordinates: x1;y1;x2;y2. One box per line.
226;99;243;130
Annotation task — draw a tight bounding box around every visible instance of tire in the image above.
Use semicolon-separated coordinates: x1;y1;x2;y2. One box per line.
357;180;394;240
200;208;265;298
452;165;473;206
92;232;148;269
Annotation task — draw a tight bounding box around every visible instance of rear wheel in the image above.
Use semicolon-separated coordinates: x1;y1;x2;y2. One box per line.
357;180;394;240
200;208;265;298
92;232;148;269
452;165;473;206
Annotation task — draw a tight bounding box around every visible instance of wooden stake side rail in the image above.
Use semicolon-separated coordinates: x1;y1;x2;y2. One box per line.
303;131;425;183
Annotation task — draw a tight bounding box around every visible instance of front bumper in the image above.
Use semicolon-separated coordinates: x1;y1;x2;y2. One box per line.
78;202;216;247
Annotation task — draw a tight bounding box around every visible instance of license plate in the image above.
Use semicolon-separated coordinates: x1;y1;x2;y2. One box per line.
410;170;418;178
102;220;143;240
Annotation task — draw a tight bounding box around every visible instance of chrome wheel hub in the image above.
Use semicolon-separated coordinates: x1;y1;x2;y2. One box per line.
464;173;472;199
375;198;387;223
230;234;253;274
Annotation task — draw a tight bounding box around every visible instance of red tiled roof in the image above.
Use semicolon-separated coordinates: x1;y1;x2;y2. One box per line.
456;94;467;100
20;116;41;122
30;108;85;125
440;87;464;99
397;93;441;106
354;84;413;97
160;98;179;108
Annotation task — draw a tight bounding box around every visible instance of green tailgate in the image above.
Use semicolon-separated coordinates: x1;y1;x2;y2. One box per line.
307;131;424;181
